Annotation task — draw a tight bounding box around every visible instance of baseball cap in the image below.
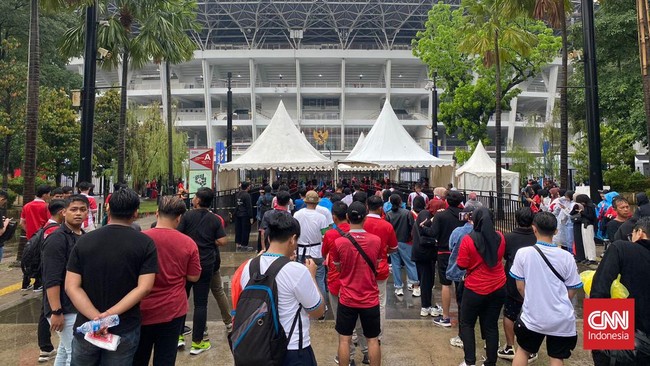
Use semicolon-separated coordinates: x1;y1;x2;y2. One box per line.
304;190;320;204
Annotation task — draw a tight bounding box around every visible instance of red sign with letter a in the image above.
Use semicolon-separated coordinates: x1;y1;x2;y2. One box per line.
584;298;635;350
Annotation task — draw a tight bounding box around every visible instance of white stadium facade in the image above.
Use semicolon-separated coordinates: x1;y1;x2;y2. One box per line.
68;0;577;163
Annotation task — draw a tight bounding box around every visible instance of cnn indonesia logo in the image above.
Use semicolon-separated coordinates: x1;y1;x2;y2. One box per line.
584;299;635;350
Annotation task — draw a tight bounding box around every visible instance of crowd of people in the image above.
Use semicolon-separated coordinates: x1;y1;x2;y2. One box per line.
17;179;650;365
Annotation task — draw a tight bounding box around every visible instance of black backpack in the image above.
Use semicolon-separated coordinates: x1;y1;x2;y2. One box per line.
21;223;59;277
229;256;302;366
258;195;272;218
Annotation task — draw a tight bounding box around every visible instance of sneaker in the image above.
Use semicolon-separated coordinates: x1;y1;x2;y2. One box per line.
528;353;538;363
203;330;209;340
177;335;185;349
21;284;34;291
420;307;430;317
33;286;43;293
458;362;475;366
394;288;404;296
407;284;414;291
430;304;443;317
362;354;370;365
433;317;452;327
183;326;192;335
497;345;515;360
334;355;356;366
38;350;56;363
412;287;421;297
450;335;464;348
226;323;233;333
190;340;211;355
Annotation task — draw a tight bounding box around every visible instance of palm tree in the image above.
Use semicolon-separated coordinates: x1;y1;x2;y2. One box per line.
135;0;198;192
460;0;536;204
516;0;571;187
61;0;197;184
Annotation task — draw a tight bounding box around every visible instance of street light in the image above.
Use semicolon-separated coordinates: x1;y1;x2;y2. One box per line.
425;72;439;157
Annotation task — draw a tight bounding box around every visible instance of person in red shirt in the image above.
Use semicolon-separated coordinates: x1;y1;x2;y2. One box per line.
331;202;382;366
456;207;506;366
135;196;201;366
20;184;51;240
362;195;398;354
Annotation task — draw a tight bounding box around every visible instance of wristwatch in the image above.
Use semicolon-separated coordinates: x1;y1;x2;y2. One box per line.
51;308;64;315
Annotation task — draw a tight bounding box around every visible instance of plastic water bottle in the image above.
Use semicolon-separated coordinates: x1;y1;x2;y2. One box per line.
76;315;120;334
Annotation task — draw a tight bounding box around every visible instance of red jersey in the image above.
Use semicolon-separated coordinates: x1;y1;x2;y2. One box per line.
331;230;382;308
322;223;350;296
140;228;202;325
81;194;97;228
363;215;398;281
21;198;50;239
457;232;506;295
43;220;60;239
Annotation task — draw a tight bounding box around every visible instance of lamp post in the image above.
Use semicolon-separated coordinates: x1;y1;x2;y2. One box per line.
581;0;603;201
79;0;98;183
425;72;439;157
227;72;233;162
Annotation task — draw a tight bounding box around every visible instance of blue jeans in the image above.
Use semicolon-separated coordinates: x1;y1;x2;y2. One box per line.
315;259;327;299
71;327;140;366
48;313;77;366
390;242;419;289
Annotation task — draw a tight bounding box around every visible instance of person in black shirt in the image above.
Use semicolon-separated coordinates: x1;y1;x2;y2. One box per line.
234;181;254;251
498;207;537;361
42;196;87;366
592;217;650;365
177;187;227;355
605;197;631;242
421;190;465;327
66;188;158;365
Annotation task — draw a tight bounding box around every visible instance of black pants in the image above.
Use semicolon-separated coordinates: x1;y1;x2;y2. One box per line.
282;345;317;366
235;216;251;247
38;305;53;352
460;286;505;366
593;350;650;366
134;316;184;366
182;264;214;343
574;224;586;261
415;259;436;309
455;281;465;337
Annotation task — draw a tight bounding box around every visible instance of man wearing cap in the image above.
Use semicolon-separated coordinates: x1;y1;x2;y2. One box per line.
331;202;382;366
293;190;329;299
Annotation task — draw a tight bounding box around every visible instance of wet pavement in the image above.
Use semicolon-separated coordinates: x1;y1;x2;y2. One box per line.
0;217;597;365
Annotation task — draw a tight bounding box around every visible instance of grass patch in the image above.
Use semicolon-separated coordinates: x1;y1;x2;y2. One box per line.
139;199;158;214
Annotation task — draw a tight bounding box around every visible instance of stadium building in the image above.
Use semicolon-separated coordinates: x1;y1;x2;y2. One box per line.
69;0;569;162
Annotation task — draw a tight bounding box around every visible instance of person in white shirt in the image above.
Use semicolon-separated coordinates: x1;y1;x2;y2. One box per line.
239;212;324;365
407;183;429;208
293;190;329;300
510;212;583;366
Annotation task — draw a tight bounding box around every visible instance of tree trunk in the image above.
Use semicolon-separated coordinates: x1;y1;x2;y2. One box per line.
559;3;569;187
2;134;10;190
637;0;650;167
23;0;39;203
117;50;129;184
494;32;503;216
165;61;174;194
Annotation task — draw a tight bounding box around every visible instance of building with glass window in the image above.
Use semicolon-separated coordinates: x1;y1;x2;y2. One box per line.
69;0;572;162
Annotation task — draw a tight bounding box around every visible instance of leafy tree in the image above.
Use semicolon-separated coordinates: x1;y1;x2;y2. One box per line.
126;102;188;191
507;143;541;185
37;87;79;186
93;89;120;183
60;0;199;184
0;39;26;189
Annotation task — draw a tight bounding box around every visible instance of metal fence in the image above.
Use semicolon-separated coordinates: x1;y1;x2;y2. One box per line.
212;185;523;233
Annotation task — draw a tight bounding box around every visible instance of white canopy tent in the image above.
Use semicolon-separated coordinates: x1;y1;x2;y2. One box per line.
455;141;520;195
340;101;454;185
220;101;335;172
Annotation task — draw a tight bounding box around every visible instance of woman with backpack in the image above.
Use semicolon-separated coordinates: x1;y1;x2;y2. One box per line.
411;196;440;317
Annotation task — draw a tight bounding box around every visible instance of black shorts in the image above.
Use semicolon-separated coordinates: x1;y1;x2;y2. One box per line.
437;253;452;286
503;297;523;322
335;303;381;339
514;319;577;359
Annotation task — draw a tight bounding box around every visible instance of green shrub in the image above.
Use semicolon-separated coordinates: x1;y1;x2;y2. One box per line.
5;188;17;208
7;176;55;196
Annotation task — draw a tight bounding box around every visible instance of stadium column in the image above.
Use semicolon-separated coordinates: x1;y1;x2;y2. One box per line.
250;59;257;140
385;59;391;102
296;59;301;121
507;97;517;144
202;58;213;151
340;59;346;151
544;66;558;123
